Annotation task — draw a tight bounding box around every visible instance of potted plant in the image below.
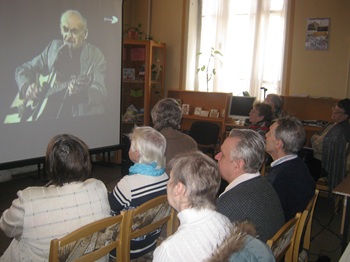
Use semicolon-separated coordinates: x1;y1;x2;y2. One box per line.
124;23;143;40
197;47;223;92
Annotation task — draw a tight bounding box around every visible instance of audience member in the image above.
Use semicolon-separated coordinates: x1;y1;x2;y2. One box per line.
0;134;110;261
151;98;197;164
264;93;284;120
108;126;168;259
153;151;232;262
215;129;284;242
206;222;275;262
248;102;273;136
308;98;350;188
265;117;315;221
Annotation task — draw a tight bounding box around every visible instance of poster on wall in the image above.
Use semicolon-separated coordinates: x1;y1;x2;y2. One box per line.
305;18;330;51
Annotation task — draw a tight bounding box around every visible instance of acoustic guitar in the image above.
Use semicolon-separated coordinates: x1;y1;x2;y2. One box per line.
4;71;92;123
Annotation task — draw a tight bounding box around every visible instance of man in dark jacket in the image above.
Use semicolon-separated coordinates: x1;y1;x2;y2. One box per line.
215;129;285;242
265;116;315;221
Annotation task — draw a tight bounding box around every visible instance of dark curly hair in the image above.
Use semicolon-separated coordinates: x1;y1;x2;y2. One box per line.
254;102;273;122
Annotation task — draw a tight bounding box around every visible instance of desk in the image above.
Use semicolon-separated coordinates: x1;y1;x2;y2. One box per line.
333;175;350;252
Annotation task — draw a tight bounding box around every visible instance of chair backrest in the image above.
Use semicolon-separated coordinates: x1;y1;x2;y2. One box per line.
292;189;319;262
189;121;220;157
266;212;301;262
49;213;125;262
122;195;176;262
189;121;220;146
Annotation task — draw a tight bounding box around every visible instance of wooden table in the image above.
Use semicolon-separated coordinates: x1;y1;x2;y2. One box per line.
333;175;350;252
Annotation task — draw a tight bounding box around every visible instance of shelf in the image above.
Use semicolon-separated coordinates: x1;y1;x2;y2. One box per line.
123;80;145;84
182;115;224;123
167;90;232;142
122;40;166;130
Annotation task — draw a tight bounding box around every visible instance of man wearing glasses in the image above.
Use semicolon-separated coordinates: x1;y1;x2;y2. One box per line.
14;9;107;122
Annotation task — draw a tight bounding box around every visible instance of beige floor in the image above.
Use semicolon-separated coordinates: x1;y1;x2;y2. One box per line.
0;162;347;261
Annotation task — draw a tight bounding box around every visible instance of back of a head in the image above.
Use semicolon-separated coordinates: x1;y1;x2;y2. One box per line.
151;98;182;130
168;151;220;209
275;117;305;154
228;129;265;173
265;94;283;111
129;126;166;168
46;134;91;186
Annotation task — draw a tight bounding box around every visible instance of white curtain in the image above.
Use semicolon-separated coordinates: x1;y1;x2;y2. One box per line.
194;0;288;100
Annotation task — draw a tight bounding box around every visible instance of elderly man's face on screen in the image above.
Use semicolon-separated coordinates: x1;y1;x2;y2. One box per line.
60;12;87;49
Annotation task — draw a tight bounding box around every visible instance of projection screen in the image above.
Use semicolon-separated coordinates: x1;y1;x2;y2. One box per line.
0;0;123;166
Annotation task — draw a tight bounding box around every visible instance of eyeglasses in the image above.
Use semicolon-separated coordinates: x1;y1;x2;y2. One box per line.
332;107;345;114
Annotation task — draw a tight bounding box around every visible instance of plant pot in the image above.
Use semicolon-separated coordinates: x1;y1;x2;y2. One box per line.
128;31;139;39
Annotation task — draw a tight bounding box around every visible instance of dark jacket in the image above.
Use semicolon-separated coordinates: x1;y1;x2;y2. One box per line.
216;176;285;242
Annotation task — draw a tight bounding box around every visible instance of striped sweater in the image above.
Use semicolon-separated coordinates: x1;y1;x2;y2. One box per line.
108;172;168;259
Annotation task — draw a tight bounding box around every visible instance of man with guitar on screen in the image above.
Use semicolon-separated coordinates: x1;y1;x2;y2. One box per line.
11;9;107;122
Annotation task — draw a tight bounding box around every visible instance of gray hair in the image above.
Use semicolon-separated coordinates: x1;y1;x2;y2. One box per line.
275;117;305;154
61;10;88;33
266;94;283;111
151;98;182;130
129;126;166;168
228;129;265;173
167;151;220;210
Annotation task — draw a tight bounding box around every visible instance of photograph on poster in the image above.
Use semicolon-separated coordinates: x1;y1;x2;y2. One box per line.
305;18;330;51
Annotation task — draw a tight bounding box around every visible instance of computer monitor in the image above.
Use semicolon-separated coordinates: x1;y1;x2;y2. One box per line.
228;96;256;122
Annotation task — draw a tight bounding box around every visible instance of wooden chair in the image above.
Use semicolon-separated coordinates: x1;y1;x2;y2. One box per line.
49;213;125;262
292;189;319;262
266;212;301;262
122;195;177;262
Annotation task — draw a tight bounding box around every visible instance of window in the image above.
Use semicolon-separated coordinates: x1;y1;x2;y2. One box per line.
193;0;287;99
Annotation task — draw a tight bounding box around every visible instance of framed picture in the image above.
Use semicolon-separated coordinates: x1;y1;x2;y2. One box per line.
123;68;135;80
182;104;190;115
221;109;226;118
200;110;209;117
194;107;202;115
209;109;219;118
305;18;330;51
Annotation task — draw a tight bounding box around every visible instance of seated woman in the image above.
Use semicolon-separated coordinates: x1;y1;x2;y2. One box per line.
308;98;350;188
153;151;232;262
153;151;274;262
151;98;197;164
108;126;168;259
248;102;273;137
0;134;110;261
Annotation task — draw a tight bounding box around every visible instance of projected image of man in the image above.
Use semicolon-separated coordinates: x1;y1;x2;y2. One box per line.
13;9;107;122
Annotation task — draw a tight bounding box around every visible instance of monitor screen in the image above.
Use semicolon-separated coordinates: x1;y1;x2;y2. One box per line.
229;96;256;121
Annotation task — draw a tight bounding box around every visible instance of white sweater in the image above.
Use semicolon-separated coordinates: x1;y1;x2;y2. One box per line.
153;208;231;262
